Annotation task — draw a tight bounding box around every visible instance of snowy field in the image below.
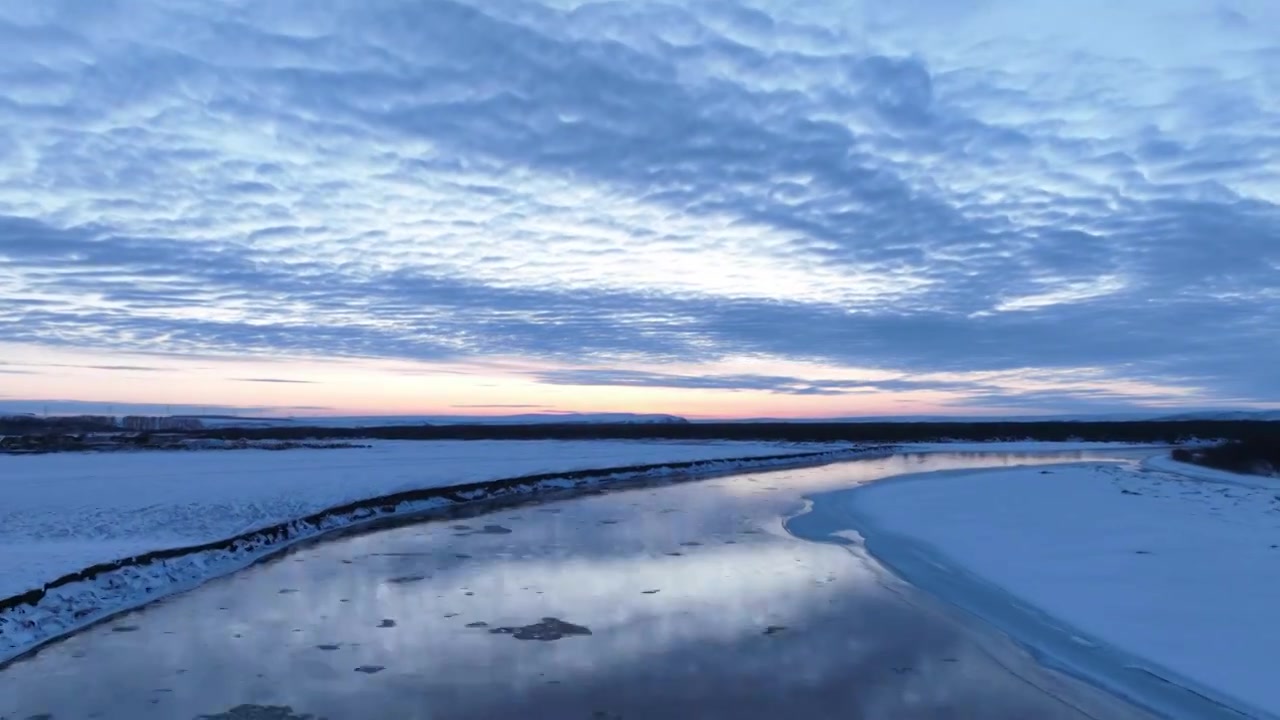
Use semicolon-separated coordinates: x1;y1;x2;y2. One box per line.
0;439;843;600
833;456;1280;718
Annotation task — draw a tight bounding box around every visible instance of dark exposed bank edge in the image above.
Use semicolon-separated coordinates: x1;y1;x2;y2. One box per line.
0;445;887;667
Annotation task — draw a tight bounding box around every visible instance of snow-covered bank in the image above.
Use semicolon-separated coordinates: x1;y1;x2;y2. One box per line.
802;459;1280;718
0;440;873;664
0;439;849;599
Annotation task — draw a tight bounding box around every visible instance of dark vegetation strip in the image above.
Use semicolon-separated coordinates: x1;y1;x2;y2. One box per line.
0;448;867;616
1171;438;1280;477
189;420;1280;444
4;416;1278;444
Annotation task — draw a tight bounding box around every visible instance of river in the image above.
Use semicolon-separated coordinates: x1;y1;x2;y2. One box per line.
0;450;1158;719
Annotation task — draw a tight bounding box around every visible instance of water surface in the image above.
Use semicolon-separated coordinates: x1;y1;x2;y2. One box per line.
0;450;1156;719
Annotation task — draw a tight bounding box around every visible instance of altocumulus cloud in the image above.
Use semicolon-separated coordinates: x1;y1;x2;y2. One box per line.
0;0;1277;408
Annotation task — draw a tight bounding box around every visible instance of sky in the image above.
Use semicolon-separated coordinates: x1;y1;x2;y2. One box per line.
1;0;1278;419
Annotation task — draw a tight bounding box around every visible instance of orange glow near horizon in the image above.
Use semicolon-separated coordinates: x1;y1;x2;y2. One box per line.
0;341;1238;419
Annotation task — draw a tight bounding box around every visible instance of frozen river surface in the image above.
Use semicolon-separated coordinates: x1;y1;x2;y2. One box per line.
1;451;1157;719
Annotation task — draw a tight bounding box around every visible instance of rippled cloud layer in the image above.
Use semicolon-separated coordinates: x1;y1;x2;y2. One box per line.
2;0;1277;415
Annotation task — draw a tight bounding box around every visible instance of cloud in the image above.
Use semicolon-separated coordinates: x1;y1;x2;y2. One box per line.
530;366;1214;413
0;0;1276;410
1216;5;1250;29
230;378;317;384
1;361;170;373
62;364;169;372
0;399;334;415
451;403;550;409
532;368;971;396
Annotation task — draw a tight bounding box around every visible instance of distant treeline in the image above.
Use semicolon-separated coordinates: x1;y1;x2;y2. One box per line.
0;415;200;435
0;415;119;435
1172;438;1280;476
187;420;1280;445
6;414;1279;447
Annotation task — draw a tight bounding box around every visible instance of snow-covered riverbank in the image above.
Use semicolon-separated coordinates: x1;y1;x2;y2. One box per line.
798;455;1279;718
0;439;860;599
0;439;872;664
